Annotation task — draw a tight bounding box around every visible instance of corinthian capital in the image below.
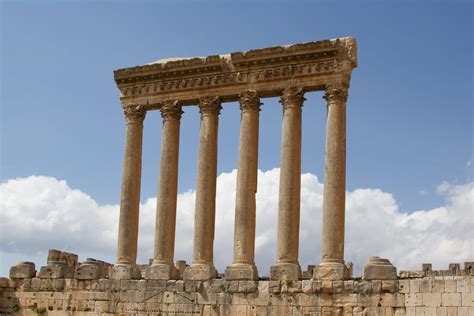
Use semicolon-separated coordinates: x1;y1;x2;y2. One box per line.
123;105;146;124
239;90;261;113
280;86;305;110
199;96;222;116
324;84;348;103
160;99;183;121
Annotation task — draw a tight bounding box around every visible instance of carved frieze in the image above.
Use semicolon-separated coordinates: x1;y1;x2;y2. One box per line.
118;59;341;99
114;37;357;107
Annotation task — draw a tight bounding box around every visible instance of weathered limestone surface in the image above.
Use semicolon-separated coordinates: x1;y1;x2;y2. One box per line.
115;106;146;271
363;256;398;280
2;246;473;315
314;83;350;281
225;90;261;281
146;100;183;280
1;270;472;315
9;263;36;280
37;250;79;279
184;96;221;281
114;37;357;108
74;259;112;280
270;86;305;282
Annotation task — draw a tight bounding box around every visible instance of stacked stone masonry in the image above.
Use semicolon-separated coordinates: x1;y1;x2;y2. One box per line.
1;252;473;315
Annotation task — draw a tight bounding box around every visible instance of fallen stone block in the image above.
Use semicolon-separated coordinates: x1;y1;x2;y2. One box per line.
9;262;36;279
47;249;79;272
38;261;70;279
362;256;397;280
75;258;111;280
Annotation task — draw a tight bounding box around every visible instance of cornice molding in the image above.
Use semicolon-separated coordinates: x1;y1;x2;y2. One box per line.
114;37;357;108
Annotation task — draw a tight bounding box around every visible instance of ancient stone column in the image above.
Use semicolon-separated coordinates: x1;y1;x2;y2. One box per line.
142;100;183;280
313;83;349;280
184;96;221;281
112;105;146;280
225;90;261;280
270;87;305;281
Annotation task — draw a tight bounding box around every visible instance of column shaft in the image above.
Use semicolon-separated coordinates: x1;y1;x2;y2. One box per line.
184;96;221;281
314;84;349;280
225;90;261;280
113;105;145;280
270;87;305;281
143;100;183;280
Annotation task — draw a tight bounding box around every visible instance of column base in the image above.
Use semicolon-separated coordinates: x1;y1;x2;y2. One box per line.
270;262;301;281
110;263;141;280
225;263;259;280
183;263;217;281
142;263;178;280
313;261;350;280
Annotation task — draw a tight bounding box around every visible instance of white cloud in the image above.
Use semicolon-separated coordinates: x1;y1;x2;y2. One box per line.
1;171;473;277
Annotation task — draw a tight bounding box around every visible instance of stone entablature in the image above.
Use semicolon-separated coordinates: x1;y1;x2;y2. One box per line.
114;37;357;108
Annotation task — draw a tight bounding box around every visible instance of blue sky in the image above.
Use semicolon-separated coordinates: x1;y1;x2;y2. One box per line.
0;1;472;276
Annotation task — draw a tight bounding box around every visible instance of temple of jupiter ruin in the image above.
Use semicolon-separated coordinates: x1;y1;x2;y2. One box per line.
2;37;473;316
112;36;357;282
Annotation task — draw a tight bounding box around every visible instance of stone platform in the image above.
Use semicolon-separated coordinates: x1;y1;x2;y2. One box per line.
1;251;473;315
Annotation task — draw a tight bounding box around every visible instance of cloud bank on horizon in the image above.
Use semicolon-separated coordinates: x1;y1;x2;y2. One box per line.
0;169;472;276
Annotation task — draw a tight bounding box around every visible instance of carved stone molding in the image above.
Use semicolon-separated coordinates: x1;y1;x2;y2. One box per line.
114;37;358;108
280;86;305;110
123;105;146;124
323;84;348;103
198;96;222;116
239;90;261;113
160;100;183;121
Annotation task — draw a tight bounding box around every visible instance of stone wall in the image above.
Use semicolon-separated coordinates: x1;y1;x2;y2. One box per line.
1;251;473;315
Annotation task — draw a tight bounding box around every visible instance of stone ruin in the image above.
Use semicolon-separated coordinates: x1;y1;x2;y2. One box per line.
1;37;472;315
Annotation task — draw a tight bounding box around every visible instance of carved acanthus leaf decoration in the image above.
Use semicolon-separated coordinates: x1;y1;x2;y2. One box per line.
324;84;348;103
198;96;222;115
280;86;305;110
123;105;146;124
239;90;261;112
160;99;183;121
